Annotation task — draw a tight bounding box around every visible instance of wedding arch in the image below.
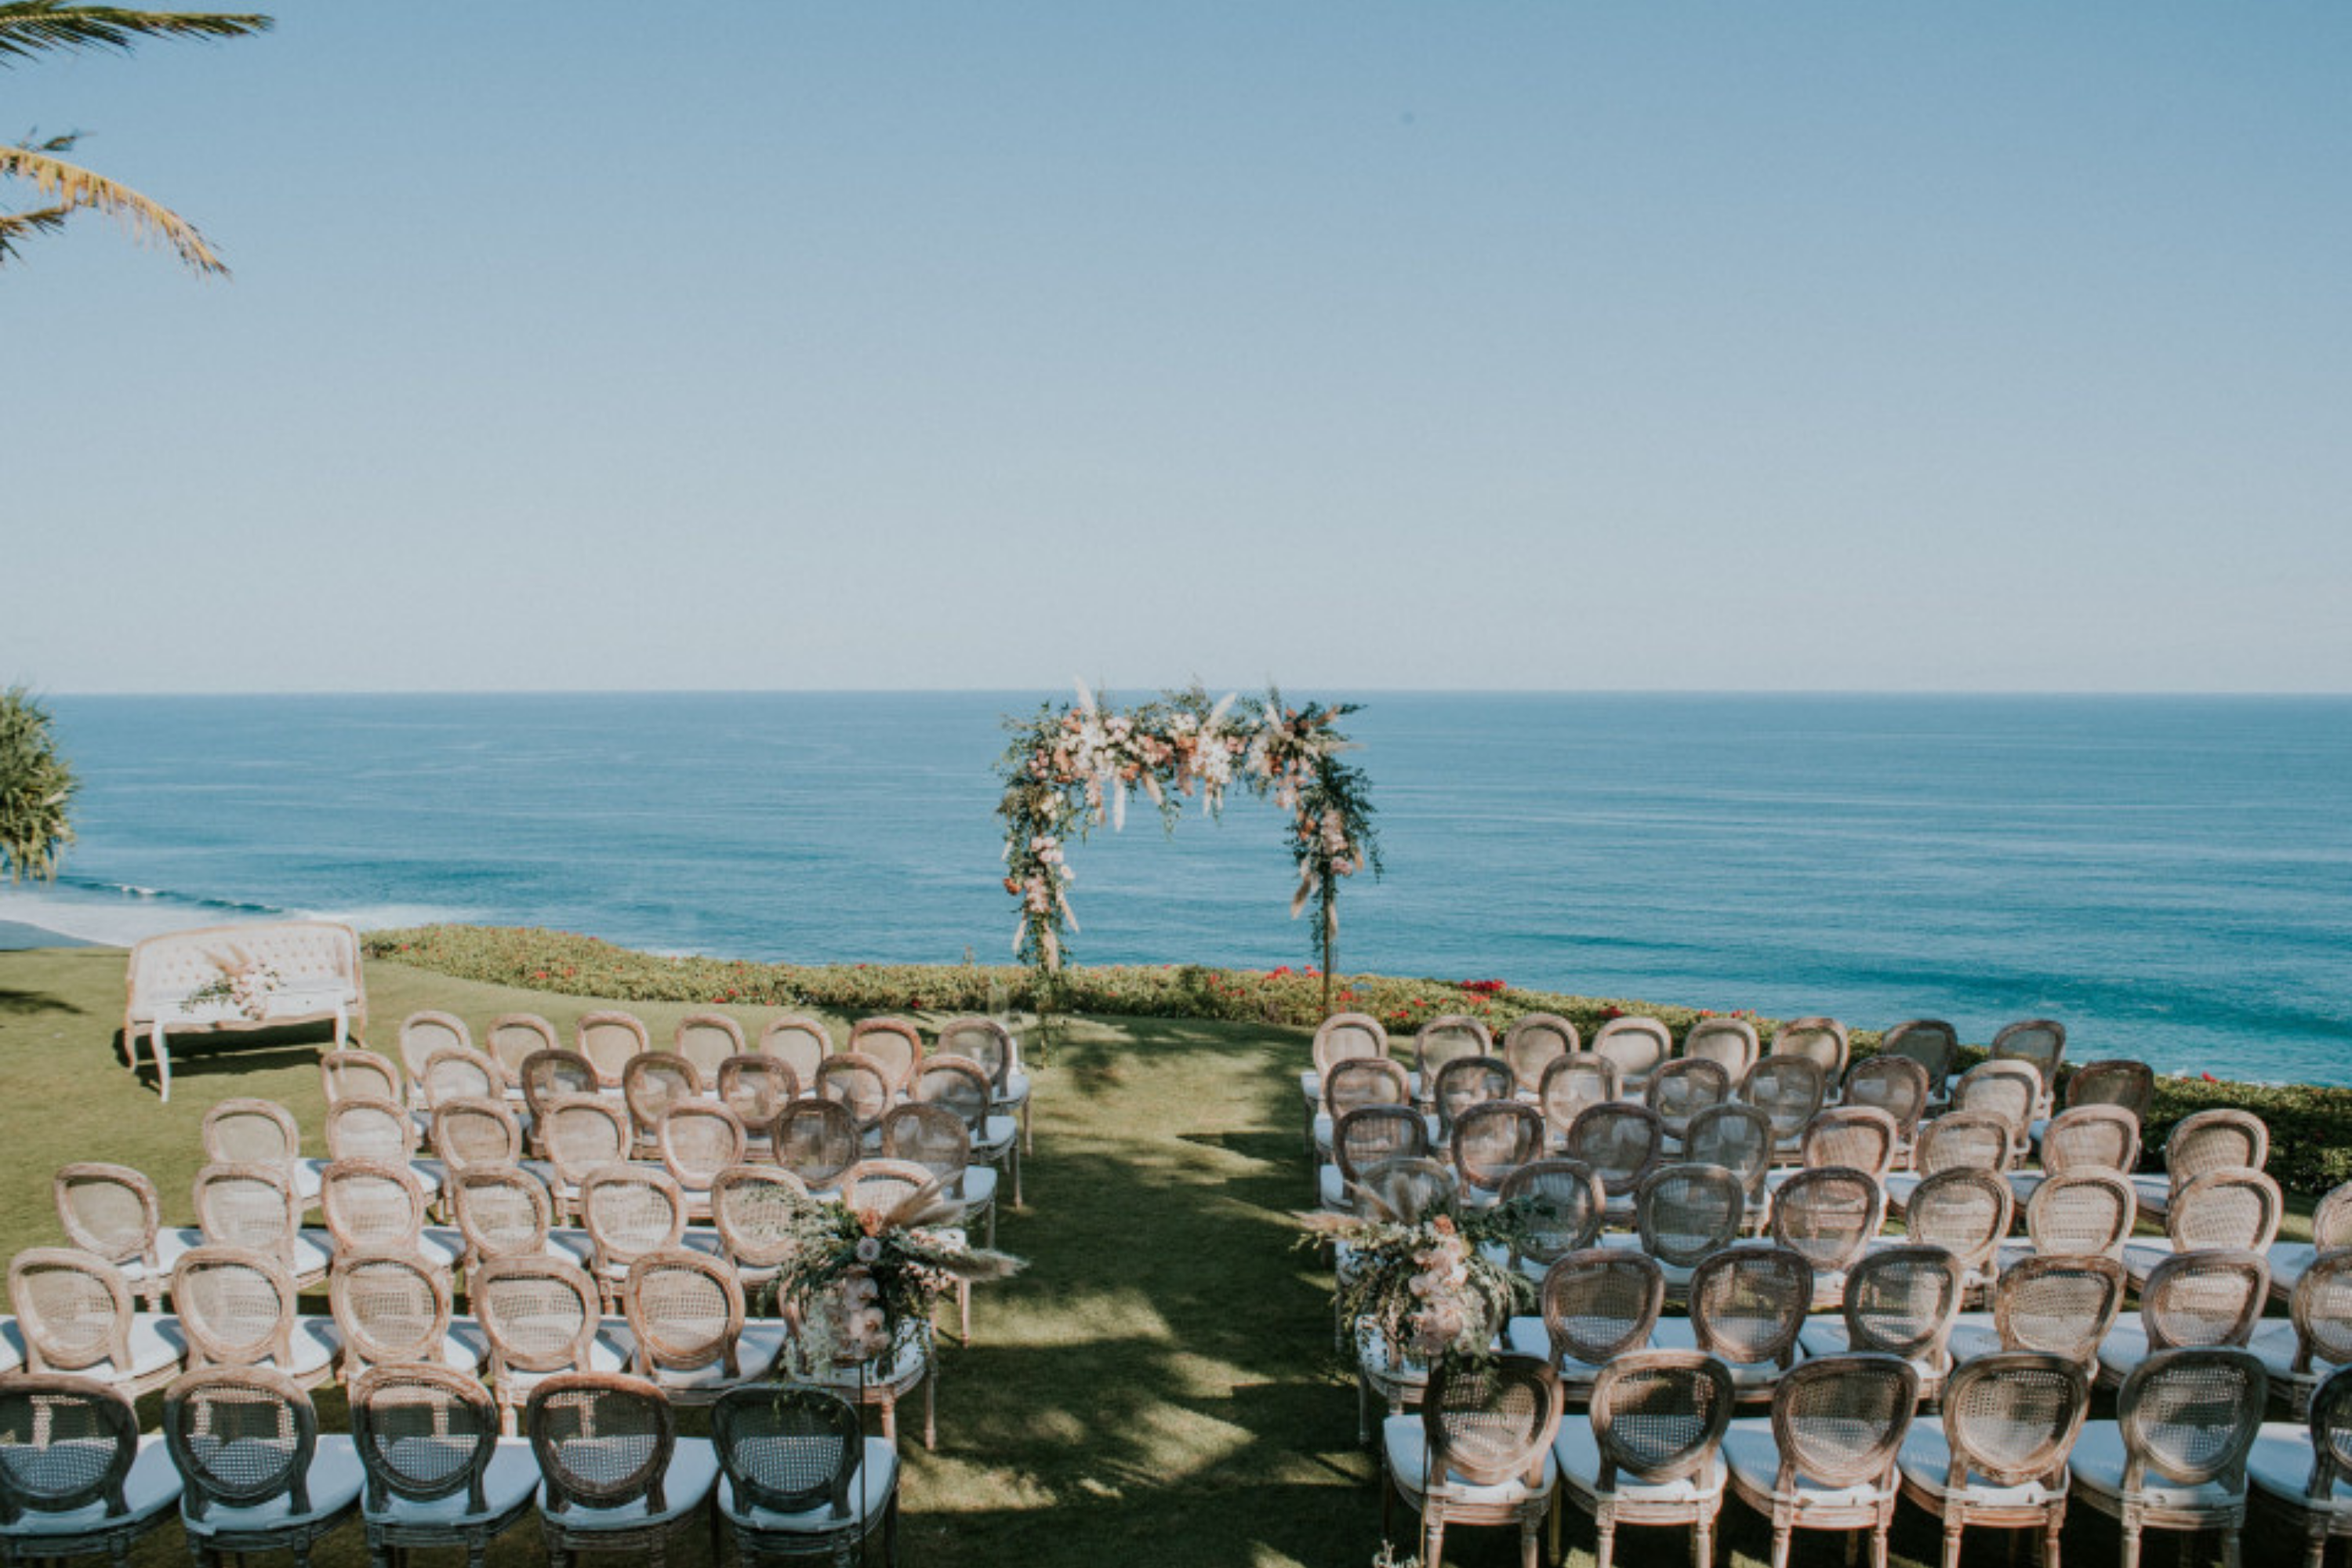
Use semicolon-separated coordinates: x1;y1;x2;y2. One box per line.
995;683;1381;1018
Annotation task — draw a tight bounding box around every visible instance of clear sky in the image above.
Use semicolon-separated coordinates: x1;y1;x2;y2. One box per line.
5;2;2347;693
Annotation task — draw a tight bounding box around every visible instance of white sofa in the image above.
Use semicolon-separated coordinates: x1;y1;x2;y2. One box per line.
123;921;367;1103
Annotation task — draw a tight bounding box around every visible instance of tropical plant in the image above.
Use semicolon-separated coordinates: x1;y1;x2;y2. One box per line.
0;685;77;881
1;2;271;272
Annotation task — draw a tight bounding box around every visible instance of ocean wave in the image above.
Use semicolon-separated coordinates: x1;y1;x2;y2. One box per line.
0;880;466;948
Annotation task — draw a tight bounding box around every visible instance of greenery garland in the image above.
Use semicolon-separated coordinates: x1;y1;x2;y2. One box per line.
996;682;1382;1014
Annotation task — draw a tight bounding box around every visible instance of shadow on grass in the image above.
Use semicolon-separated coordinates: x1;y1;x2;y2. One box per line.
0;986;85;1016
111;1024;349;1091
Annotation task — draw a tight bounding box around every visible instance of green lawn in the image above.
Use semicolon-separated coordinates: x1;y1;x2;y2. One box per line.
0;945;2316;1567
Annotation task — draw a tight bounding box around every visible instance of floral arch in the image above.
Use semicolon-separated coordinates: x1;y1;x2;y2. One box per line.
996;683;1381;1018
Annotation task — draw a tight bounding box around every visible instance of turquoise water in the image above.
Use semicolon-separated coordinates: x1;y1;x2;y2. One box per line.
5;692;2347;1083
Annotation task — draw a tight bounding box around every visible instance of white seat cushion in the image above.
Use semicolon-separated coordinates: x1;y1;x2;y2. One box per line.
2;1433;180;1537
2247;1424;2347;1509
1882;1174;1924;1210
1383;1417;1556;1504
2120;1242;2176;1287
2247;1321;2334;1385
0;1319;20;1374
2130;1175;2172;1210
955;1167;999;1208
1945;1319;2004;1364
719;1436;897;1531
996;1070;1031;1106
648;1324;790;1391
183;1435;364;1534
1502;1316;1614;1383
806;1331;927;1392
1897;1428;2064;1507
42;1313;187;1385
1300;1070;1322;1104
546;1436;719;1530
1317;1164;1349;1209
2069;1423;2246;1508
361;1441;539;1526
1649;1320;1785;1391
497;1323;637;1396
1554;1419;1726;1505
1724;1420;1893;1509
2271;1245;2318;1299
2096;1323;2158;1385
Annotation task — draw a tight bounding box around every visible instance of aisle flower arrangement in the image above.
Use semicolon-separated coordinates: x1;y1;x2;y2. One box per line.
1297;1196;1534;1363
765;1176;1025;1368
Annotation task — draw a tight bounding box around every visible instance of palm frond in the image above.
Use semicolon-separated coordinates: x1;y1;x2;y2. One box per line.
0;201;67;264
0;143;223;271
0;3;270;64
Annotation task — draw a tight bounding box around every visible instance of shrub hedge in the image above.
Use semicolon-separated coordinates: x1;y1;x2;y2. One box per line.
364;924;2348;1197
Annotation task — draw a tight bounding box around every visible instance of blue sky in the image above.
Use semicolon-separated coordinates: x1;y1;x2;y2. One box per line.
5;2;2347;693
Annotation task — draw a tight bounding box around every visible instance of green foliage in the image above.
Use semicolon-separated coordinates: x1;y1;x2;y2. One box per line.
0;685;76;881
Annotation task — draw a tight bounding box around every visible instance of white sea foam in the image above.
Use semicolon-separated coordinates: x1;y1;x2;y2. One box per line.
0;885;467;947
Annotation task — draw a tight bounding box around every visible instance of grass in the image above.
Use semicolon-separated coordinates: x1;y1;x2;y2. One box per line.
0;942;2323;1568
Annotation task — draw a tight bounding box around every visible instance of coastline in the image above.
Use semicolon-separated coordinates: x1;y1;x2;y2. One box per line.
0;919;90;950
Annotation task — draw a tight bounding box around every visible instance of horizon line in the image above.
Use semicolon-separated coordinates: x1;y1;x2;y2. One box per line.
24;685;2352;700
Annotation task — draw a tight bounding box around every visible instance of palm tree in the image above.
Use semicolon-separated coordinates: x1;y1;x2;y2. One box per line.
1;2;270;274
0;688;77;882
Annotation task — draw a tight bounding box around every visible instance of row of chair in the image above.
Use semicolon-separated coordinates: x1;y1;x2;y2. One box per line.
0;1366;902;1568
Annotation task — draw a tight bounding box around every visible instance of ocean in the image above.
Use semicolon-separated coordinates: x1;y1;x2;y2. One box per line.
4;692;2347;1083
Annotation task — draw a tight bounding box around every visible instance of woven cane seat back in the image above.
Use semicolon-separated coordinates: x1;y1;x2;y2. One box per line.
1799;1107;1900;1179
2159;1111;2270;1196
1954;1062;2040;1141
1842;1057;1929;1138
2292;1252;2352;1371
1770;1018;1850;1087
164;1366;318;1517
398;1012;471;1092
1538;1054;1621;1140
1502;1013;1580;1094
1592;1351;1736;1483
519;1050;600;1123
848;1018;924;1087
2311;1364;2352;1479
0;1374;140;1516
1684;1105;1774;1199
772;1101;860;1189
837;1159;938;1218
321;1050;403;1105
2043;1106;2142;1175
330;1247;452;1368
1494;1160;1604;1262
1903;1168;2013;1273
1432;1056;1515;1137
1768;1167;1885;1276
1646;1058;1731;1138
711;1386;862;1516
320;1159;428;1252
580;1167;687;1272
717;1055;797;1126
622;1054;702;1139
1332;1105;1432;1185
325;1098;418;1164
1995;1255;2127;1365
1312;1013;1389;1077
540;1097;630;1186
1323;1057;1412;1121
1413;1016;1494;1083
813;1054;894;1131
880;1104;971;1186
673;1014;746;1081
1353;1156;1459;1224
2064;1058;2155;1121
1940;1352;2088;1486
171;1247;296;1369
626;1248;745;1374
192;1163;299;1263
1769;1354;1918;1487
1565;1103;1665;1198
452;1167;552;1262
9;1249;133;1373
1740;1056;1826;1143
486;1013;560;1082
657;1102;748;1189
2166;1169;2283;1253
710;1167;810;1269
1538;1249;1664;1365
1592;1016;1672;1086
2026;1171;2137;1258
1840;1245;1963;1360
908;1058;993;1130
757;1017;833;1084
201;1099;301;1174
475;1258;599;1374
1635;1163;1744;1268
350;1363;499;1508
2310;1183;2352;1252
1450;1100;1544;1195
1877;1021;1958;1095
53;1163;160;1269
1914;1112;2014;1177
1423;1353;1562;1488
421;1049;503;1109
1683;1018;1761;1082
1991;1019;2067;1090
1687;1247;1810;1367
2116;1347;2267;1485
2140;1250;2270;1349
937;1017;1018;1091
528;1374;675;1512
575;1011;650;1087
